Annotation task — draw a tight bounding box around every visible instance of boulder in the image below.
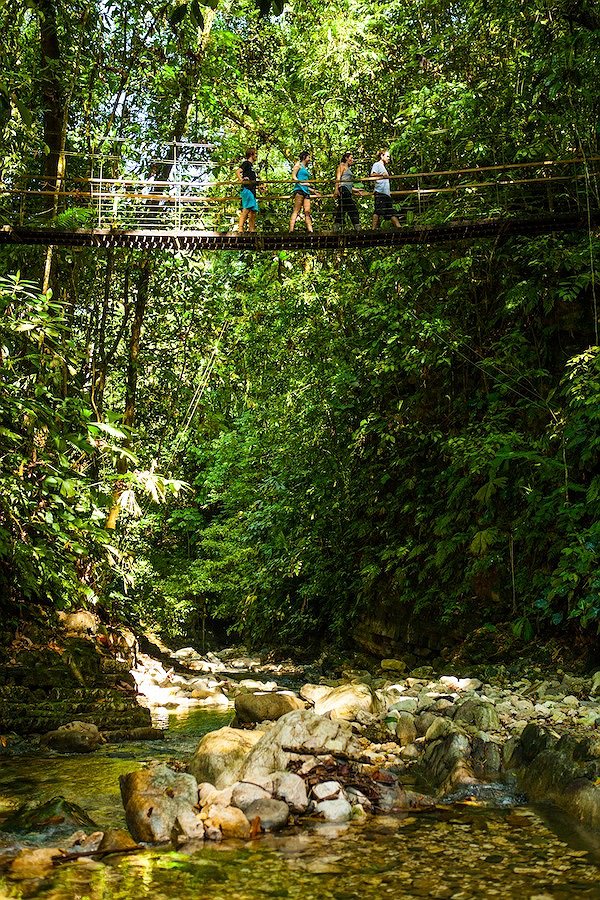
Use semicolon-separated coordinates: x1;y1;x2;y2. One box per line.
415;711;437;736
57;610;99;636
119;764;203;843
270;771;309;813
235;691;305;724
472;733;501;778
395;712;417;746
312;781;342;802
1;797;96;834
98;829;139;852
454;699;499;731
420;732;475;792
243;798;289;831
425;717;454;742
313;683;377;720
314;797;352;822
389;697;419;714
239;710;361;782
41;721;103;753
300;684;334;704
10;848;64;879
231;782;272;812
189;726;264;789
198;783;234;808
380;659;407;673
201;804;251;839
518;745;600;830
519;723;559;762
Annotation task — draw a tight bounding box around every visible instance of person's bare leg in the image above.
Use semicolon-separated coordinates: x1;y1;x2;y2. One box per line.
238;209;248;232
391;215;402;229
304;199;313;233
372;213;380;229
248;210;256;232
289;195;303;231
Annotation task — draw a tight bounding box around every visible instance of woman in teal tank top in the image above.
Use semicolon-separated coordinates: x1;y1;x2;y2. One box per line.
289;151;320;232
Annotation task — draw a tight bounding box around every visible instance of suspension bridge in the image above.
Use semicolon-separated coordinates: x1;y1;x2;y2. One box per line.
1;145;599;251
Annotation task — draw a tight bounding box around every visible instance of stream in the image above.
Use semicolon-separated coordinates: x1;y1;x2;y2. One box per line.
2;707;600;899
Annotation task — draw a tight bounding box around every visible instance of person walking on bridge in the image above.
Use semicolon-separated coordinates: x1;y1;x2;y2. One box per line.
289;151;320;233
236;148;260;232
334;151;364;230
370;149;401;229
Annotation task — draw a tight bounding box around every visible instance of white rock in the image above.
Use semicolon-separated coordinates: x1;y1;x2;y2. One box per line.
312;781;342;802
190;727;264;789
313;683;377;720
270;772;309;813
315;797;352;822
198;782;234;808
231;781;271;811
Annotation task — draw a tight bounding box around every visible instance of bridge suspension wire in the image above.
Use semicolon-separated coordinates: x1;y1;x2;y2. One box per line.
163;320;229;473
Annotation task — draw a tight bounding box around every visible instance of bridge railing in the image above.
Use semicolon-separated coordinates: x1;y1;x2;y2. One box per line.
1;155;599;233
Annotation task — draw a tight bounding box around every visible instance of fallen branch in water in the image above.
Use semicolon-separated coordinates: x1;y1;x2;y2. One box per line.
53;845;143;866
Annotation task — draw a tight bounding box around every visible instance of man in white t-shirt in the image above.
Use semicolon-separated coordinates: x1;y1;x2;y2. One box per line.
370;149;401;229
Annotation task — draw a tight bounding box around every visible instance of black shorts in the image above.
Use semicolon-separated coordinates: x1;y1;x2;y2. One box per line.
292;189;310;201
374;191;396;220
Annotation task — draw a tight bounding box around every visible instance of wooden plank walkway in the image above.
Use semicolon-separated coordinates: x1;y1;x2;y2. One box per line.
1;213;598;251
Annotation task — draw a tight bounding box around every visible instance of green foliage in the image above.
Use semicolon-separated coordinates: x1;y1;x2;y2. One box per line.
1;0;600;650
0;275;117;608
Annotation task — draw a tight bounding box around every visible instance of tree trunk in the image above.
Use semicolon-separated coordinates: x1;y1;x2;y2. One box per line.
106;260;150;530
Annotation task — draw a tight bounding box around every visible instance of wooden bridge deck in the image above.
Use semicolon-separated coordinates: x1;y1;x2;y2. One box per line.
1;213;598;251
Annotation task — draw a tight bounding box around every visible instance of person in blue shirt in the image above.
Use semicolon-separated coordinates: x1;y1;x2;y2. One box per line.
289;151;320;232
236;148;260;232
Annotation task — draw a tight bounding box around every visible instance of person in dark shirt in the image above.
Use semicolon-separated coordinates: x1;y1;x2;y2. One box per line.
236;148;260;232
334;151;366;230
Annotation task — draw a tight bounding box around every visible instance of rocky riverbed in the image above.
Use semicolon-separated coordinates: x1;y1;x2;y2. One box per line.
2;635;600;896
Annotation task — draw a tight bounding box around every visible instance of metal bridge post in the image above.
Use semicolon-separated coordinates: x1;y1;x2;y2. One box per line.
98;160;103;228
174;140;180;232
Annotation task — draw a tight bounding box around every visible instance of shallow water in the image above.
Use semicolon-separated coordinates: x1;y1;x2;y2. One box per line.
2;709;600;899
0;709;233;832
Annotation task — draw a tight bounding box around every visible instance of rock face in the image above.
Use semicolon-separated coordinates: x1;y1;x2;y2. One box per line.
510;724;600;829
0;632;150;736
41;721;104;753
239;709;362;782
120;764;203;843
313;683;377;720
234;691;305;724
189;726;264;789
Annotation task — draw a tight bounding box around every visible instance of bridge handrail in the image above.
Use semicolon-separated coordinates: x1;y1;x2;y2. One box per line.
0;171;591;204
2;156;599;192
